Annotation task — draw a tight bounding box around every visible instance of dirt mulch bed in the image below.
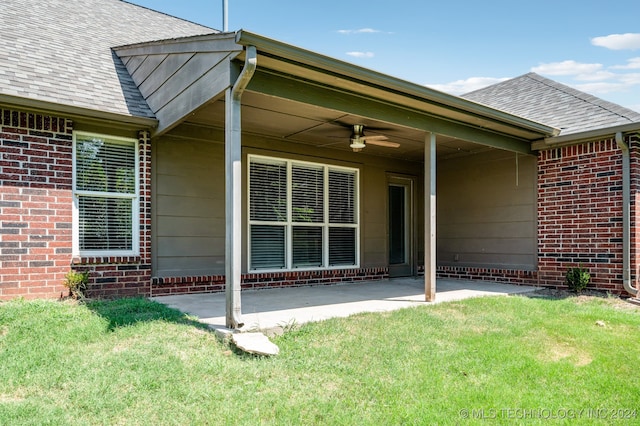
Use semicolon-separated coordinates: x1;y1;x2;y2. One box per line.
528;287;640;312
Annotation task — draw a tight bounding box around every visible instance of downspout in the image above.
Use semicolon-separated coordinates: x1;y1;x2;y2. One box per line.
615;132;639;298
225;45;257;329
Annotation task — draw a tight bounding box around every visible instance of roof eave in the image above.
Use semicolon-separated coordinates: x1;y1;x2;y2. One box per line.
0;94;158;130
533;122;640;150
235;30;559;138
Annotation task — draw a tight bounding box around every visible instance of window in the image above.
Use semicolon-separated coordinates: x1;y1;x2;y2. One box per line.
248;155;359;271
73;132;139;256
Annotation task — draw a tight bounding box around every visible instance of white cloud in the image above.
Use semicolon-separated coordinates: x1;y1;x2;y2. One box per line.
426;77;509;95
337;28;381;35
346;51;374;58
611;57;640;70
531;60;602;76
573;81;625;94
619;72;640;85
591;33;640;50
570;72;640;98
573;70;616;81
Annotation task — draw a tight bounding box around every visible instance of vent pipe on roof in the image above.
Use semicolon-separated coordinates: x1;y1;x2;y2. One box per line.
615;132;639;298
222;0;228;31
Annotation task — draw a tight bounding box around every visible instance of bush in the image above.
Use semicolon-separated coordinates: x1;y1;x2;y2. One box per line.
566;266;590;293
63;270;89;300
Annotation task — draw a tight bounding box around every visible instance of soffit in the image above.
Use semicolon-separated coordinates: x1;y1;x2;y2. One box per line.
183;92;504;162
250;54;546;142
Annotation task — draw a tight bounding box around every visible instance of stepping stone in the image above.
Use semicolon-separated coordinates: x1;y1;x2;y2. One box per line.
232;332;280;356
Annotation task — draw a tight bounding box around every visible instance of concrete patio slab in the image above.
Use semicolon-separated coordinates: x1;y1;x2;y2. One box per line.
151;278;539;332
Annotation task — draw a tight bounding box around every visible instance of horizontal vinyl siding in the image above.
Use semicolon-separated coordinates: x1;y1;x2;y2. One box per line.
437;150;537;269
154;136;225;277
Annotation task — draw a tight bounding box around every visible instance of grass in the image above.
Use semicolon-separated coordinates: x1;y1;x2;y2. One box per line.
0;293;639;425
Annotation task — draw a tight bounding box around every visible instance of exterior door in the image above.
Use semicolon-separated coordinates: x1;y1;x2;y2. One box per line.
388;177;414;277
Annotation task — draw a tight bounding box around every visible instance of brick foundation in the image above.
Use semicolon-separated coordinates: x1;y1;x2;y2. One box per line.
151;267;389;296
435;266;538;286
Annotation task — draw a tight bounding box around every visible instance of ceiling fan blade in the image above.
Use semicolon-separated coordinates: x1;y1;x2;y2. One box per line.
360;135;388;142
366;139;400;148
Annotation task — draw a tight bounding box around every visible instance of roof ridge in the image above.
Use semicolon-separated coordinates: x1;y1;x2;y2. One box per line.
526;72;640;123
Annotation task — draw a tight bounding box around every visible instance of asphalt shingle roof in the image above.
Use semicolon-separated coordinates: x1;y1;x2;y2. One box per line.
462;72;640;136
1;0;215;118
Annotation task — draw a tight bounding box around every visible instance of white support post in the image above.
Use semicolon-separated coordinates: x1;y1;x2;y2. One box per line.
225;86;243;328
425;132;436;302
224;46;257;329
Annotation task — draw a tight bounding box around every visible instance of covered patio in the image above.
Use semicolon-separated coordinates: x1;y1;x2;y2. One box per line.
113;31;556;327
151;279;539;333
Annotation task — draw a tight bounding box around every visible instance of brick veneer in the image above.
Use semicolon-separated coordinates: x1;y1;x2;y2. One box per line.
0;108;74;299
0;108;151;299
537;136;638;294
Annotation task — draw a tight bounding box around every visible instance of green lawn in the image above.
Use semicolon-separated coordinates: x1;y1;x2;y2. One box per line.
1;293;639;425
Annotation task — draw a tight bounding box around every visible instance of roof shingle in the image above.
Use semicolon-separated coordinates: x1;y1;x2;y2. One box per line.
462;72;640;135
0;0;215;118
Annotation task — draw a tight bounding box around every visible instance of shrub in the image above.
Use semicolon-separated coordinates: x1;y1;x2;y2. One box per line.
63;270;89;300
566;266;590;294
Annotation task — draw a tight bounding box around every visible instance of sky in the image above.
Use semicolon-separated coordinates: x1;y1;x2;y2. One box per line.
129;0;640;112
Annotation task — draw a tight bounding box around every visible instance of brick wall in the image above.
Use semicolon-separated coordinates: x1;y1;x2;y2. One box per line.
0;108;152;300
537;136;636;294
0;108;74;299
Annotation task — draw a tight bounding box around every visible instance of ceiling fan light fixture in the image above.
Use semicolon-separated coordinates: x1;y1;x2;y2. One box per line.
350;124;366;152
350;139;366;152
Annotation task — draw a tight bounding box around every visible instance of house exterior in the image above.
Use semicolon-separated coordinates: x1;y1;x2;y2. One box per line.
1;0;638;317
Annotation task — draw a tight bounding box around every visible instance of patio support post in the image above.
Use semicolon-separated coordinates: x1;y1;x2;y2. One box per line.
424;132;436;301
224;45;257;329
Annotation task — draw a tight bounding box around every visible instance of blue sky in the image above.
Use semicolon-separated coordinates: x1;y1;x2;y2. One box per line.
130;0;640;112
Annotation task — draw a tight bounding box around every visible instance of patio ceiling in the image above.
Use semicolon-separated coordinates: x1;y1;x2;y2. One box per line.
182;90;494;163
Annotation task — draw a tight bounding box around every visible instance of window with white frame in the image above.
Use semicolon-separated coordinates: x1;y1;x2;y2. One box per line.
73;132;139;256
248;155;359;271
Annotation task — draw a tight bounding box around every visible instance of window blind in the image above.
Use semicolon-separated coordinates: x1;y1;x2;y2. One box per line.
248;155;359;270
292;226;323;267
76;138;135;194
250;225;286;269
249;160;287;221
74;134;137;254
292;165;324;223
78;196;133;251
329;227;356;266
329;169;356;224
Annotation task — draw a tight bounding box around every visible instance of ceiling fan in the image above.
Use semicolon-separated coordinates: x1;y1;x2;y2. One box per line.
349;124;400;152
